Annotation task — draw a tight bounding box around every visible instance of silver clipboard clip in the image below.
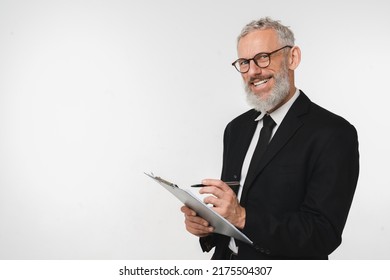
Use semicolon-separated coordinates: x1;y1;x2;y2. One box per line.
144;172;178;189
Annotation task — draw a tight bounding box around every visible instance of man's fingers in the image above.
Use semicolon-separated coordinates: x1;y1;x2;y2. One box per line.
184;214;214;236
181;205;214;237
199;186;226;198
180;206;196;216
201;179;231;191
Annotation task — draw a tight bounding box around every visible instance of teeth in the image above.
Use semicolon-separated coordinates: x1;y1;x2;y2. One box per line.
254;79;269;86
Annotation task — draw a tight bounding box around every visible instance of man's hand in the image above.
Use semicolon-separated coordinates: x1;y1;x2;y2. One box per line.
181;206;214;237
200;179;246;229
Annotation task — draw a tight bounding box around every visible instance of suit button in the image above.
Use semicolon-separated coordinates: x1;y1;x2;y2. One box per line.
254;245;261;251
260;248;265;253
265;249;271;255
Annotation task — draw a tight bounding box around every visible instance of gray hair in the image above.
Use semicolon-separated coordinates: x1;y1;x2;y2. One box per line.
237;17;295;46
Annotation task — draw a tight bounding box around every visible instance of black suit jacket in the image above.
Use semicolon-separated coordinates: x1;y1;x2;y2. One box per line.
200;91;359;259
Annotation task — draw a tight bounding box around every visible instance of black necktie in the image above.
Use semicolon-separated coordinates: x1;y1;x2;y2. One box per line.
246;114;276;180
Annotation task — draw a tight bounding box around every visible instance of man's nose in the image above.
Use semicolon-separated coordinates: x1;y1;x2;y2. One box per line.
247;60;263;76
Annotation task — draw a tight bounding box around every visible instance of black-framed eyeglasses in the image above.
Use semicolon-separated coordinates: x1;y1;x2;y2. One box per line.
231;45;293;73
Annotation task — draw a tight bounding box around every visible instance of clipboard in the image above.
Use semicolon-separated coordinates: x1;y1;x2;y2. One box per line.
145;172;253;245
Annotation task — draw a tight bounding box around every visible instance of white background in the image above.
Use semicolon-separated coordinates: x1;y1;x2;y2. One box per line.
0;0;389;260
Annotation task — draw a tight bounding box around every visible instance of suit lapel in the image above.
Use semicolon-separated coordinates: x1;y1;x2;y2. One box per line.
240;92;311;205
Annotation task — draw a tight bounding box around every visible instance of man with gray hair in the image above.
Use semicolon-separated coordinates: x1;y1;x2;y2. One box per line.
181;17;359;259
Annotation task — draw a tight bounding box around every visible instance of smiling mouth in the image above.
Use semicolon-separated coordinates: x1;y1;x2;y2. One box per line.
253;78;270;87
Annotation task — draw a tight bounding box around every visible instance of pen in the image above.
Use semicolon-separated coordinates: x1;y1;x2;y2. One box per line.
191;181;240;188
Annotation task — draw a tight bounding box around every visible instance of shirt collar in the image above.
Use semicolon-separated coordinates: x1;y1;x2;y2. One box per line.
255;88;300;125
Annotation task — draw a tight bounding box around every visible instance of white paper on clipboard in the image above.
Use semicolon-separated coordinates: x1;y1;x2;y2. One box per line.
145;172;253;245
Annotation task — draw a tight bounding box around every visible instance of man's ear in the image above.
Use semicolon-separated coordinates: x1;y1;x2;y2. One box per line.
288;46;301;70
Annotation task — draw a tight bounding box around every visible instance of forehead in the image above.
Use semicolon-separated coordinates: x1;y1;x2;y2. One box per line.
237;29;280;58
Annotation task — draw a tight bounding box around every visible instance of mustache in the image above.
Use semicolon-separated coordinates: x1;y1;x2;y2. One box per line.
248;75;272;84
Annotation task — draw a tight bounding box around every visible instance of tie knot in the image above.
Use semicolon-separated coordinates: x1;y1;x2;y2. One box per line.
263;114;276;128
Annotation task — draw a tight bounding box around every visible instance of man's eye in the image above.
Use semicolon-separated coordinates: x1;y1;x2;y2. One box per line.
240;60;249;66
257;54;269;61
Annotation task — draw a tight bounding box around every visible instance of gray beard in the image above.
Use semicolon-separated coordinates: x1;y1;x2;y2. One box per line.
244;66;290;113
